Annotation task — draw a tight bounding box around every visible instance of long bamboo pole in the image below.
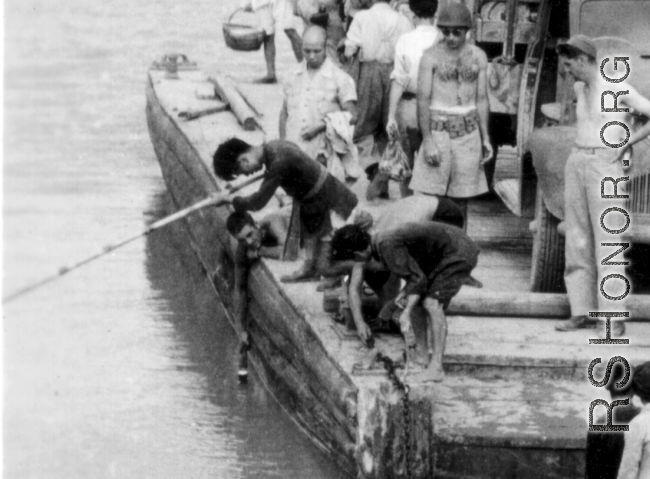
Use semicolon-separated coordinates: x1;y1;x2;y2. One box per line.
3;173;264;303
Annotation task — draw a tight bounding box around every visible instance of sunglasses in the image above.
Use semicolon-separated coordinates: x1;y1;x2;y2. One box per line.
441;28;466;37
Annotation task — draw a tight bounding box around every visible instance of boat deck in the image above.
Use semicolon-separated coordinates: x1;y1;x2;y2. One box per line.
148;67;650;478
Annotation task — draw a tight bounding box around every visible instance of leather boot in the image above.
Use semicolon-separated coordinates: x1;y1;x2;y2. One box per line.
280;259;318;283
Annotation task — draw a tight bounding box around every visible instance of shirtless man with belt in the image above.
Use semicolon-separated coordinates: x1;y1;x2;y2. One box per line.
411;2;492;222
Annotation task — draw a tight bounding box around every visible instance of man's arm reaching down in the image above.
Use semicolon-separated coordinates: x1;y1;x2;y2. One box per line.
348;262;374;347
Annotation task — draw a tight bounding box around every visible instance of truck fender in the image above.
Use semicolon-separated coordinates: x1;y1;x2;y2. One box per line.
528;126;577;221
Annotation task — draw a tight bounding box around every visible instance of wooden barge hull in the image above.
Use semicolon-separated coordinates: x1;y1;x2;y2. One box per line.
145;66;650;478
145;70;436;478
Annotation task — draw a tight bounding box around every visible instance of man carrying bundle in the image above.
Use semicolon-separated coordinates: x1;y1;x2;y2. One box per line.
212;138;358;282
280;26;359;181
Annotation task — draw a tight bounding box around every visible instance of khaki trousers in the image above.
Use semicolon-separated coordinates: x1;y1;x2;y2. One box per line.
564;147;629;316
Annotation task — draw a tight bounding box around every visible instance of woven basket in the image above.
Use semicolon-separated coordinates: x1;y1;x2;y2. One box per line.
223;8;265;52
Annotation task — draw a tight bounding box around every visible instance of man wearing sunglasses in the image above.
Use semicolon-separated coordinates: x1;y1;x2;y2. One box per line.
411;2;492;224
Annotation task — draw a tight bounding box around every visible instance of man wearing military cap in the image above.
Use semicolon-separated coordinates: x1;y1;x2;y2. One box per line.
554;34;650;336
412;2;492;224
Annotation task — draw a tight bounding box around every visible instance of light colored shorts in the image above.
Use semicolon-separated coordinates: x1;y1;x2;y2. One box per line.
409;128;488;198
256;4;276;35
256;0;299;35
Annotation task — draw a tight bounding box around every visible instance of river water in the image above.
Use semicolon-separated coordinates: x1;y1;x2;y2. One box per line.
3;1;340;477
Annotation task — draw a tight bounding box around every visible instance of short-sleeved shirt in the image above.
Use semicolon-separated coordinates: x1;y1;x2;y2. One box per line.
283;58;357;158
371;222;478;298
344;0;374;18
390;24;438;94
617;404;650;479
344;2;413;63
232;140;324;212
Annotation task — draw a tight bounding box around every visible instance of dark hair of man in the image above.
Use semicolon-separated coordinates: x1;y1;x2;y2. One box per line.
331;224;371;261
226;211;256;236
409;0;438;19
605;362;635;398
631;361;650;402
557;44;595;63
213;138;252;181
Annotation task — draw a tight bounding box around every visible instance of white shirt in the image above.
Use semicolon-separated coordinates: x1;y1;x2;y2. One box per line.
344;2;413;63
390;24;438;94
617;402;650;479
282;58;357;158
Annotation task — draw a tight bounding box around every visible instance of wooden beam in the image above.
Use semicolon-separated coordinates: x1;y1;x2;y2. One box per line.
449;290;650;320
209;74;258;131
324;288;650;320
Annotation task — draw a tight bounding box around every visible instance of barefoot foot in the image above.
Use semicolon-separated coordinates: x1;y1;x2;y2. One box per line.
424;362;445;382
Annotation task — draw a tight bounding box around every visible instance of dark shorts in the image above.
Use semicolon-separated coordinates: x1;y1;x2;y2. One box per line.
427;260;475;310
364;268;392;292
300;173;358;237
365;260;471;314
432;197;465;229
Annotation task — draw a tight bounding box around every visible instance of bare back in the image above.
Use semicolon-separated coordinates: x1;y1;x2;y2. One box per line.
374;195;440;232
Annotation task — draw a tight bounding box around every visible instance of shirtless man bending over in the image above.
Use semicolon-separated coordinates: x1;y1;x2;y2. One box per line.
410;2;492;221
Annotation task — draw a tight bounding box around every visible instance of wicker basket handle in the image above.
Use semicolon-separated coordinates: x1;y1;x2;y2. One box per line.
228;8;250;24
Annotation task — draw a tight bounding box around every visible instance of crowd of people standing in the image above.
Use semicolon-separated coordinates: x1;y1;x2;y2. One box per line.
216;0;487;383
211;1;650;476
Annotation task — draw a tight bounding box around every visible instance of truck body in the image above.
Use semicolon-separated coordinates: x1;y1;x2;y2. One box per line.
472;0;650;291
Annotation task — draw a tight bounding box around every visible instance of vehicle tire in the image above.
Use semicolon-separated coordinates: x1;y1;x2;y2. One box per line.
530;191;566;292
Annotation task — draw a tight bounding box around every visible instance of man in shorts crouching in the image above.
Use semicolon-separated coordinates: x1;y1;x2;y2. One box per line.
331;221;479;381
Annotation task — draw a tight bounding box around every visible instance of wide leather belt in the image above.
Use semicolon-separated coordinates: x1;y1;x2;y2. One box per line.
401;92;417;101
430;109;479;138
